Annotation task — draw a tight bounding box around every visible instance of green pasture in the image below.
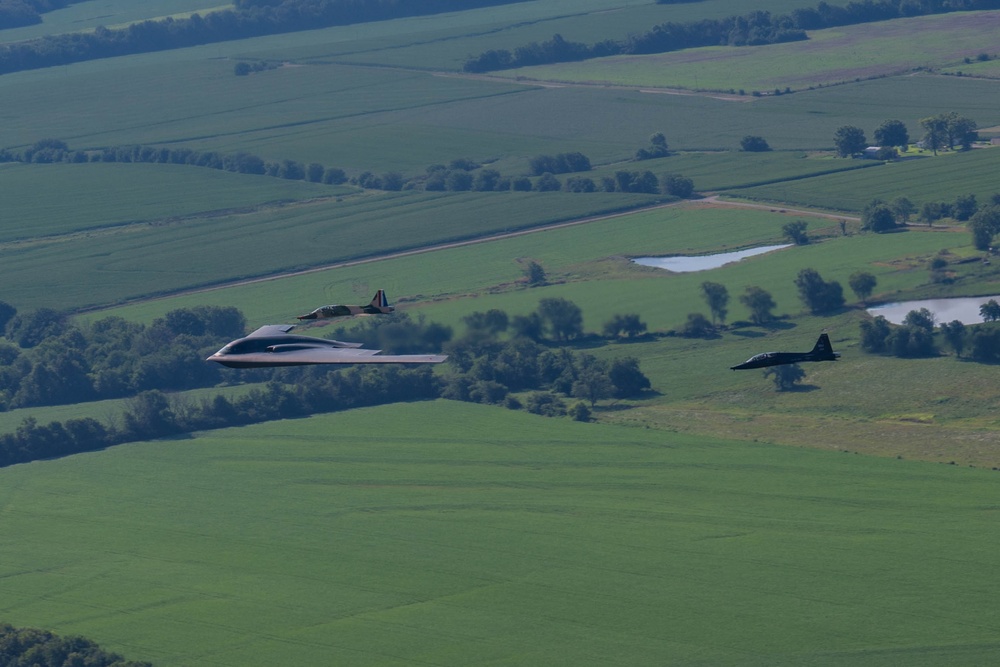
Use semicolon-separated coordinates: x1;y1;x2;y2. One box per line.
0;190;659;311
6;54;999;177
420;232;966;331
629;150;876;191
9;48;1000;176
734;147;1000;212
941;60;1000;78
0;162;339;241
0;1;228;43
90;204;831;325
93;203;969;336
3;401;1000;666
0;384;257;434
503;11;1000;92
292;0;821;71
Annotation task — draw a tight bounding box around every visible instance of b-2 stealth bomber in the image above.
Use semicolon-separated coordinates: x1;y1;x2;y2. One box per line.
207;324;446;368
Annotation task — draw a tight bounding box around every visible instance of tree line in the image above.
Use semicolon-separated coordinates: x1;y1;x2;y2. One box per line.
0;139;350;185
0;0;528;76
0;621;151;666
463;0;1000;73
0;303;247;411
3;139;697;198
861;306;1000;362
0;0;81;30
0;298;654;468
833;113;979;158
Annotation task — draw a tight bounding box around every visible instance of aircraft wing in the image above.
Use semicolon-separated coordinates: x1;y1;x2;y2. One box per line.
217;346;446;367
247;324;296;337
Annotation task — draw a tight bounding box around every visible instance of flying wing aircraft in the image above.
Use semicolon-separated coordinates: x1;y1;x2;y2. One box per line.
730;332;840;371
297;290;394;320
206;324;447;368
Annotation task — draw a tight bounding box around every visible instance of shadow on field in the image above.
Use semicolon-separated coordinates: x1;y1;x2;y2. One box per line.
778;383;820;393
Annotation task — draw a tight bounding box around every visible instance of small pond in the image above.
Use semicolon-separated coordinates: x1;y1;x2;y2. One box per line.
632;244;791;273
867;296;1000;325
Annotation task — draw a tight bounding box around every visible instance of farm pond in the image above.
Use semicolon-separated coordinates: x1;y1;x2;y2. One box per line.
632;244;791;272
867;296;1000;325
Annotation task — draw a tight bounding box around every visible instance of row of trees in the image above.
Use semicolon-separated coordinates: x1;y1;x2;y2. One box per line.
0;139;351;184
861;306;1000;362
0;0;527;75
0;0;80;30
0;303;250;411
6;140;692;198
834;113;978;157
464;0;1000;73
678;269;881;339
0;300;653;467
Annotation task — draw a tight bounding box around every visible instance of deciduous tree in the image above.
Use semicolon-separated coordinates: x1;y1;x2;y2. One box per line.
740;286;777;325
700;281;729;325
795;268;844;314
848;271;877;304
873;119;909;148
833;125;866;157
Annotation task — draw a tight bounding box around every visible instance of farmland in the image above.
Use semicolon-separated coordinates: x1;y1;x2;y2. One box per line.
732;147;1000;212
4;402;1000;666
501;10;1000;92
4;0;1000;664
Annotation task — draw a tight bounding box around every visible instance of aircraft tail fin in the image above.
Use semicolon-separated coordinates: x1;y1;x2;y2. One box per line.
369;290;394;313
811;332;840;360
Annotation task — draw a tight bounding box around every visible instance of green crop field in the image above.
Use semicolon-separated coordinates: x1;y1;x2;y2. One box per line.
0;1;229;43
90;204;844;325
0;162;338;241
3;401;1000;666
289;0;823;72
0;189;659;310
6;1;1000;663
733;147;1000;212
502;11;1000;92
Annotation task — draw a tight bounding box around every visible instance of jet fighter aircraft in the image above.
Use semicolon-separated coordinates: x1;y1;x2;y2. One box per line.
730;332;839;371
207;324;446;368
297;290;394;320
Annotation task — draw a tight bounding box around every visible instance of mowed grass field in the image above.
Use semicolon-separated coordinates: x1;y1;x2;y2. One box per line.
3;401;1000;666
501;11;1000;92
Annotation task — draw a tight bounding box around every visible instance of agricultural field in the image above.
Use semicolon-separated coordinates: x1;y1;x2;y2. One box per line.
733;147;1000;212
3;402;1000;666
0;0;227;43
500;11;1000;92
5;1;1000;664
0;189;659;310
0;162;339;241
278;0;824;71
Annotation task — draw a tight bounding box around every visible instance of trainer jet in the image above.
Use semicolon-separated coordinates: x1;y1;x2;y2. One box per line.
207;324;446;368
730;332;840;371
297;289;394;320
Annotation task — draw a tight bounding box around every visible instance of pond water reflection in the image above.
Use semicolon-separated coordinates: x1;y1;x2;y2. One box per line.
632;245;791;273
867;296;1000;325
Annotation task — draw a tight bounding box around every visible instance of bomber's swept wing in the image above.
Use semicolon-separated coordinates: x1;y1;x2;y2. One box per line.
207;325;446;368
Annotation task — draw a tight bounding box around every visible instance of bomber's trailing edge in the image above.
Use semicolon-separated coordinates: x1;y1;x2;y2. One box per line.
207;324;446;368
730;333;840;371
297;289;394;320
